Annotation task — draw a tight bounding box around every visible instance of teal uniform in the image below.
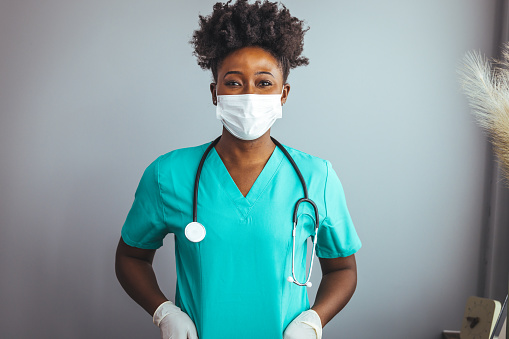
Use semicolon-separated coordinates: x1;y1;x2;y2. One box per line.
121;141;361;339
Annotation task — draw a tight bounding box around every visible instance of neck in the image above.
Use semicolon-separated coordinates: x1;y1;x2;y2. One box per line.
215;128;276;166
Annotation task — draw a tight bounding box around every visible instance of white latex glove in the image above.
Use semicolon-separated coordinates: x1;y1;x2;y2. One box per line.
283;309;322;339
153;301;198;339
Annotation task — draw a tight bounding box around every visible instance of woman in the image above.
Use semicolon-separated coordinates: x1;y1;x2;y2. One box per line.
115;1;361;338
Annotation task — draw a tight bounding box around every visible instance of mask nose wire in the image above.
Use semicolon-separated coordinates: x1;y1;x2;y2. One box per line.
215;85;286;105
215;84;286;96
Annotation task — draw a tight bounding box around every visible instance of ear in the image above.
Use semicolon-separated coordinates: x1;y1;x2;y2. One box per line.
210;83;217;106
281;83;291;105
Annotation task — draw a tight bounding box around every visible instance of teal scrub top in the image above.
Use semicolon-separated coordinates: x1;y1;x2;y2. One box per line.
121;141;361;339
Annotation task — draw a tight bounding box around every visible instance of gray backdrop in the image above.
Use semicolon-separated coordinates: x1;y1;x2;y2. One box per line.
0;0;502;338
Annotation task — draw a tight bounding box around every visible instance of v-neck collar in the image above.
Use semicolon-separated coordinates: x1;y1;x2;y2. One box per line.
207;145;284;218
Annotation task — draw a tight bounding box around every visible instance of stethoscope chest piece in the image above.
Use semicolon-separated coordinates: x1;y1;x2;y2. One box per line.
185;222;206;243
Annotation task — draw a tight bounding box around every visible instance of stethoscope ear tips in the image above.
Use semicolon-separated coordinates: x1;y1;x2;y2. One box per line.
287;276;312;287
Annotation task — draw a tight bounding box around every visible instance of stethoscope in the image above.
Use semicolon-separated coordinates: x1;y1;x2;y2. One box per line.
184;136;320;287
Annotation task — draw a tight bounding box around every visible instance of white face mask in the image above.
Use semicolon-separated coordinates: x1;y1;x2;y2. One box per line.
216;91;283;141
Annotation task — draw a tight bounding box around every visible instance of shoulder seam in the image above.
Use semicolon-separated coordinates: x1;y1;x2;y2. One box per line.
284;144;326;162
323;160;330;222
155;156;168;231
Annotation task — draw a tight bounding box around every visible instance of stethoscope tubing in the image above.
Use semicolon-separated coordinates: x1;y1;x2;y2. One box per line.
192;136;221;222
191;136;320;287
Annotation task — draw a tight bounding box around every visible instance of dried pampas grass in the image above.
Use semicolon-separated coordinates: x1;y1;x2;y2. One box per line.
459;44;509;185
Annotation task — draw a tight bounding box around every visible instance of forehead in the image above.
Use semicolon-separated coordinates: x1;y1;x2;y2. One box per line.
218;46;282;76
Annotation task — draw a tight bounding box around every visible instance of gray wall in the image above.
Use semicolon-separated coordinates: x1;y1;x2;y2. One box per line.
0;0;500;338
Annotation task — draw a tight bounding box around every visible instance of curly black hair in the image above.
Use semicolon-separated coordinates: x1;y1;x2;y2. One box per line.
190;0;309;83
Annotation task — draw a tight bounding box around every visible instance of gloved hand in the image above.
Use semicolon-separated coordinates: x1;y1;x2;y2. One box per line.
153;301;199;339
283;309;322;339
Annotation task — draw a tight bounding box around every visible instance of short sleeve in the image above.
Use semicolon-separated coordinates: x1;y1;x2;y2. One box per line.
315;161;362;258
121;157;169;249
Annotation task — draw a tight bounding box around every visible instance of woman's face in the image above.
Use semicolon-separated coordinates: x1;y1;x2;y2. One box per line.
210;46;290;105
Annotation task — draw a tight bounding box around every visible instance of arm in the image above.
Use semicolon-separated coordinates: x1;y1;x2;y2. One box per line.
115;236;169;316
311;254;357;327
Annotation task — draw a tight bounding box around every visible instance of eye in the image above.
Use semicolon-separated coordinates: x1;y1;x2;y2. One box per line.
258;80;273;87
225;80;241;86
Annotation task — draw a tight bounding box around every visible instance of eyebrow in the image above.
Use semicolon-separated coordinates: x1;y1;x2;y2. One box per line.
255;71;275;78
223;71;242;78
223;71;275;79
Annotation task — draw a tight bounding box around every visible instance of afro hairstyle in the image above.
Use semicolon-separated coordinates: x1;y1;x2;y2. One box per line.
190;0;309;82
